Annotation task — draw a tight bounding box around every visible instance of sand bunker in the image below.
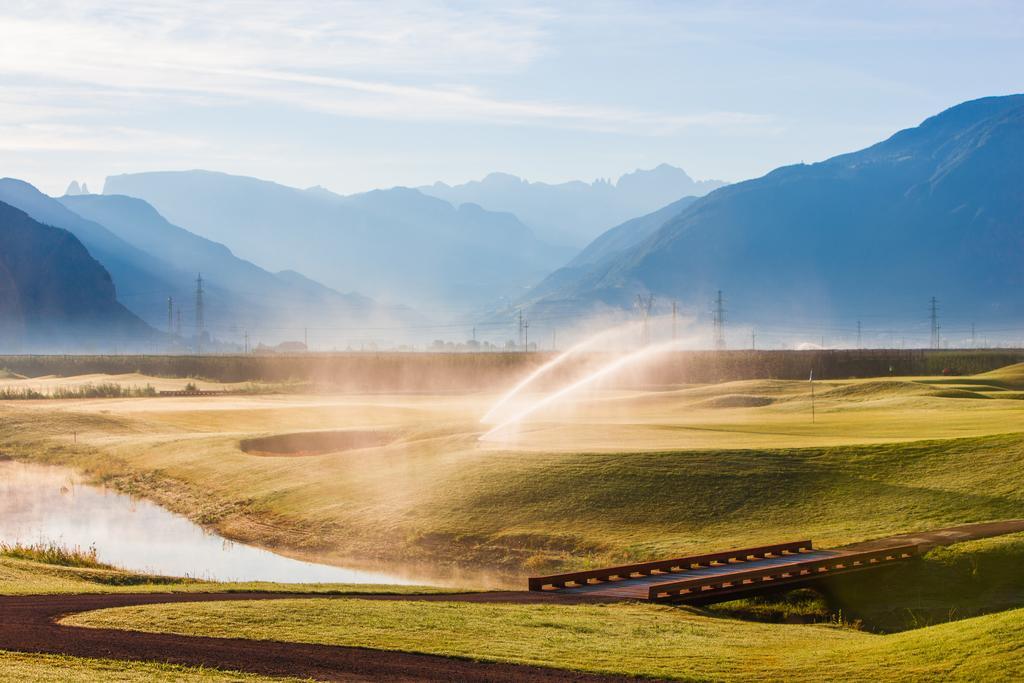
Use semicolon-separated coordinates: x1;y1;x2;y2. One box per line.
240;430;395;456
695;394;774;408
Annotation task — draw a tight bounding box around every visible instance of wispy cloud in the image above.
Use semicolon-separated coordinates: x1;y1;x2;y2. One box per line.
0;123;203;152
0;1;765;137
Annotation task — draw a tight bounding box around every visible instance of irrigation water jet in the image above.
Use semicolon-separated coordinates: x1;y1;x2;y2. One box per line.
479;338;686;442
480;320;644;425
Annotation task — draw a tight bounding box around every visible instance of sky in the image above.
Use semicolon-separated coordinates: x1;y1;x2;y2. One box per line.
1;0;1022;197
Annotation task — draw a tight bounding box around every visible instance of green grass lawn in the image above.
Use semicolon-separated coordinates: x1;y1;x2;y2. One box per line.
66;593;1024;681
0;651;302;683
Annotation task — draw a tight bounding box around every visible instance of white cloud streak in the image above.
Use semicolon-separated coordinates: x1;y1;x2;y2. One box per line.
0;0;766;142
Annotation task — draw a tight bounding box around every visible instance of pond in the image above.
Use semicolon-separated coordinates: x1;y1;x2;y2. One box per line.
0;459;417;585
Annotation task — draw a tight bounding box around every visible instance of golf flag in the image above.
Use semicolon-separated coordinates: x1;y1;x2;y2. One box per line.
809;369;815;423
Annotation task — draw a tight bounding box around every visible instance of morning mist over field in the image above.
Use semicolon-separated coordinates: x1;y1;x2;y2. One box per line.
1;3;1023;682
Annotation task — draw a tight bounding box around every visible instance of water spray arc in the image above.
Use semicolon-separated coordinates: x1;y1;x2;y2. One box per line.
479;320;643;425
480;338;686;442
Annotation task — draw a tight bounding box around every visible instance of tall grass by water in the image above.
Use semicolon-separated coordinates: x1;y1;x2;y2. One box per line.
0;542;110;569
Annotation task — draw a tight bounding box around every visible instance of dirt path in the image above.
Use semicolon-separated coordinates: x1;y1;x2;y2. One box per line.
840;520;1024;552
0;591;637;682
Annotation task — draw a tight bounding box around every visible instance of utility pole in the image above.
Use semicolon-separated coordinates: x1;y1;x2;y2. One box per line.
671;300;678;341
929;296;939;349
195;273;205;355
167;297;174;336
523;318;529;352
751;329;756;350
712;290;725;350
175;308;182;337
856;320;862;349
244;331;249;354
518;309;524;351
635;294;654;345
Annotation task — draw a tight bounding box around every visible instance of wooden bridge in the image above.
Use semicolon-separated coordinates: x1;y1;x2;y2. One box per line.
529;540;918;603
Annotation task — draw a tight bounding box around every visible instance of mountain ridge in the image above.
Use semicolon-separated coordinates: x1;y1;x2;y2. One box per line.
517;95;1024;337
0;199;152;351
421;164;726;246
103;170;573;312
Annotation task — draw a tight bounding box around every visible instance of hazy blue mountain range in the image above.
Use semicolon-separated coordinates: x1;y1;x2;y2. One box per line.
0;178;181;326
103;171;574;312
421;164;726;247
519;95;1024;331
0;179;410;347
0;200;151;352
61;193;414;346
514;196;699;321
567;196;699;269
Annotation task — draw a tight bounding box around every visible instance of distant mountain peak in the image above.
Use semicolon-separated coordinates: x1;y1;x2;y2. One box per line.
616;163;696;187
421;164;727;246
65;181;91;195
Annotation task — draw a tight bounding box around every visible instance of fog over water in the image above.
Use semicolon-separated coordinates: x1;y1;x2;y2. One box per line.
0;459;415;584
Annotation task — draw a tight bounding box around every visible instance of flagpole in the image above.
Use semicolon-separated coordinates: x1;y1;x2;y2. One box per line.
810;369;815;424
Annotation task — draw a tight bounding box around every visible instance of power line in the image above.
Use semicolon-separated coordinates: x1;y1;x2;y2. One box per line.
517;309;525;351
712;290;726;350
635;294;654;345
195;273;206;355
929;296;939;349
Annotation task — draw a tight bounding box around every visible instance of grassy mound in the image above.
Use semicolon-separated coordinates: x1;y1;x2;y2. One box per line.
819;381;932;401
978;362;1024;389
713;533;1024;632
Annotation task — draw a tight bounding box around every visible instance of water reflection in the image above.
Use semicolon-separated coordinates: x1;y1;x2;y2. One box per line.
0;460;415;585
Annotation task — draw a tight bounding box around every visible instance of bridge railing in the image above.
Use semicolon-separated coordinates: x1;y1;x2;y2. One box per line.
647;544;919;601
528;540;813;591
